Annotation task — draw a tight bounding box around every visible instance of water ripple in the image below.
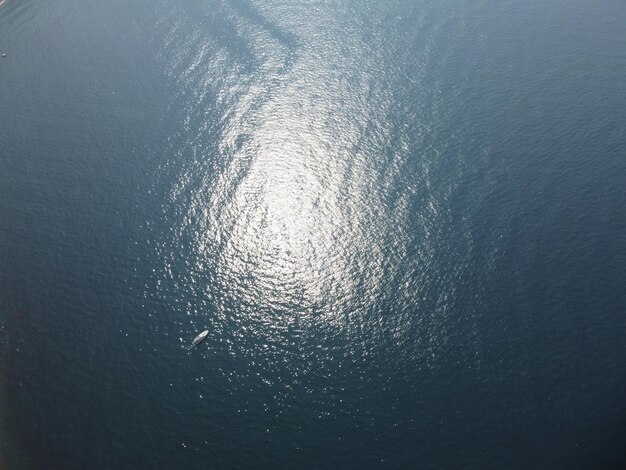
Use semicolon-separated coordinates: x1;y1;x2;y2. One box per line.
145;0;486;395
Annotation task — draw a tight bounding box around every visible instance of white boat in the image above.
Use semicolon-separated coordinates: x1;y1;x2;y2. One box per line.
191;330;209;348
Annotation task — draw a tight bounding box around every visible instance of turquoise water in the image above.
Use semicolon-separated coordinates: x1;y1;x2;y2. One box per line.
1;0;626;468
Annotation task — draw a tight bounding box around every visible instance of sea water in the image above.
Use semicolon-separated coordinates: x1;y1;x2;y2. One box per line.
1;0;625;468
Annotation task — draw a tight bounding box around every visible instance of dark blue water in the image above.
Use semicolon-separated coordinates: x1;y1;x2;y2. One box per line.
1;0;626;468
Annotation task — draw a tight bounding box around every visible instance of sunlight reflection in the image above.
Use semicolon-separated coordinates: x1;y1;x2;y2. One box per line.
207;100;376;321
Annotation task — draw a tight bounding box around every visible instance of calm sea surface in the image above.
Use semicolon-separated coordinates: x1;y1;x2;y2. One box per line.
1;0;626;468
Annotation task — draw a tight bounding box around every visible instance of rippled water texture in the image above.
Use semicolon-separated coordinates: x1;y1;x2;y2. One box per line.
151;0;481;373
1;0;626;468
